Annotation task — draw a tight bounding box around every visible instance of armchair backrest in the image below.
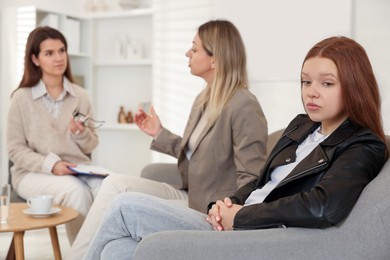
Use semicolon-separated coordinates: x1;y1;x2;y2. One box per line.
266;129;284;156
334;135;390;245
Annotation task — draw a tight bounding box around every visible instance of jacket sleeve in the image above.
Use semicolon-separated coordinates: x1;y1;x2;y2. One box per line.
230;93;268;188
233;136;387;229
150;127;182;158
149;93;202;159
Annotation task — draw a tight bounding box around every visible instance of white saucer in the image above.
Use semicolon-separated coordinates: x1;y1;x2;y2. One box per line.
23;207;61;218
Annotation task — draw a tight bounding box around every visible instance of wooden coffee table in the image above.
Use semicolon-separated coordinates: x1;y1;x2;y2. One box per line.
0;203;78;260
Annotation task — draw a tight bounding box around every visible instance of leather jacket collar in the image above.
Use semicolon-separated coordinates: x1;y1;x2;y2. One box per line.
283;114;363;147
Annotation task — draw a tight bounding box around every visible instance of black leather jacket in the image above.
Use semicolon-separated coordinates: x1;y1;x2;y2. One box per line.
232;114;387;229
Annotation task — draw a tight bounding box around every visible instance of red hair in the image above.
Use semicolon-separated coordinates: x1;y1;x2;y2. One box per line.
302;36;385;143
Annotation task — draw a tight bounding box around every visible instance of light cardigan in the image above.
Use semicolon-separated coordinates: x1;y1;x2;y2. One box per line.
7;79;98;188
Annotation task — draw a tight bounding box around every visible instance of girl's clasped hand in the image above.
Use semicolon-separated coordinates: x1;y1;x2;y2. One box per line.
207;197;243;231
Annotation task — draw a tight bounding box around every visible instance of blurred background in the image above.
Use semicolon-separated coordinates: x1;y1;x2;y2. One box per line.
1;0;389;184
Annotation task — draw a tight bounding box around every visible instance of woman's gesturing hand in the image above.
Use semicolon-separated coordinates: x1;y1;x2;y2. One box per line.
134;106;162;137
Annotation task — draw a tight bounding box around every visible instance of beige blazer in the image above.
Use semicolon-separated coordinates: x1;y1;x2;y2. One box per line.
151;88;268;212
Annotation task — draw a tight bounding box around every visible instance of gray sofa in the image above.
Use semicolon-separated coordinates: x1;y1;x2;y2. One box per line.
137;130;390;260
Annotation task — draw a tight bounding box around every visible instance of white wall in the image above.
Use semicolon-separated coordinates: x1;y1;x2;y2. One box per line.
0;0;152;14
353;0;390;134
211;0;353;133
209;0;390;134
0;0;81;14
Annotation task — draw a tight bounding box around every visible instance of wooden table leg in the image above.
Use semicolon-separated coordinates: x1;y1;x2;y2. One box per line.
49;226;62;260
6;236;16;260
13;231;25;260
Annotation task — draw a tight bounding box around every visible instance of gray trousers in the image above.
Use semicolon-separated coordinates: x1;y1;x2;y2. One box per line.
84;192;213;260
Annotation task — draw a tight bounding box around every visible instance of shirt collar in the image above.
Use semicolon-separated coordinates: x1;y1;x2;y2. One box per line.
32;77;76;100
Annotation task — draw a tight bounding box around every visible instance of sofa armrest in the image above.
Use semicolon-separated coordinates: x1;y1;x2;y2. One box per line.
140;163;182;188
133;223;387;260
266;129;284;155
133;228;331;260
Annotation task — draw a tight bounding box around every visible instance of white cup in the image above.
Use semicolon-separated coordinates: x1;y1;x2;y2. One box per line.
1;184;11;224
27;195;53;214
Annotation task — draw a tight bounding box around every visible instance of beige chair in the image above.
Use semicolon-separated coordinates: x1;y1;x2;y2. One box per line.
8;160;26;203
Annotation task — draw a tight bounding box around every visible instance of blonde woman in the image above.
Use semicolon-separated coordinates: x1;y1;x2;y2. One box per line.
70;20;267;259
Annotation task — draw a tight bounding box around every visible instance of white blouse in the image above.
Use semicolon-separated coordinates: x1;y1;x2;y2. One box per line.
185;106;210;160
244;127;328;206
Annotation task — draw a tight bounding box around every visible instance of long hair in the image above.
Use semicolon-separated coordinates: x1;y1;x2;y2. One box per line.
17;26;74;89
302;36;386;143
197;20;249;123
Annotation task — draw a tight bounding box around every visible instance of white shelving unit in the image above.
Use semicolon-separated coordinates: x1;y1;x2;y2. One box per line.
90;8;154;175
93;59;152;66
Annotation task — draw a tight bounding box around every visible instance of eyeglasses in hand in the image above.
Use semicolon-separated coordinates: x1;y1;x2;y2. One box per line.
72;107;105;129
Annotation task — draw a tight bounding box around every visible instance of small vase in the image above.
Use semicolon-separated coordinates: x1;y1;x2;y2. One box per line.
118;0;139;10
84;0;96;12
95;0;108;12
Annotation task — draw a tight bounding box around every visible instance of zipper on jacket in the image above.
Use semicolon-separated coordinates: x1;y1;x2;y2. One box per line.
278;161;328;187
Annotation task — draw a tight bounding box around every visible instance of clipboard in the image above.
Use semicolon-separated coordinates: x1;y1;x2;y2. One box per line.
67;164;113;177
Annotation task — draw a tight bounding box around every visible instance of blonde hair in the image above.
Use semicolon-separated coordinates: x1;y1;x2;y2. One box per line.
197;20;249;123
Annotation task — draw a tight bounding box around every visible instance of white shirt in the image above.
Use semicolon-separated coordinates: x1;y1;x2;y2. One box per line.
185;106;209;160
244;127;328;206
32;78;75;119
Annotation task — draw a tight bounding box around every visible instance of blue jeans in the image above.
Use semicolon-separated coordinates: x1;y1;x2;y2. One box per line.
84;192;213;260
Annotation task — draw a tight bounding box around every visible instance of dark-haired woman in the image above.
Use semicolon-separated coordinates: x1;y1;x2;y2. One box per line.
7;26;102;244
